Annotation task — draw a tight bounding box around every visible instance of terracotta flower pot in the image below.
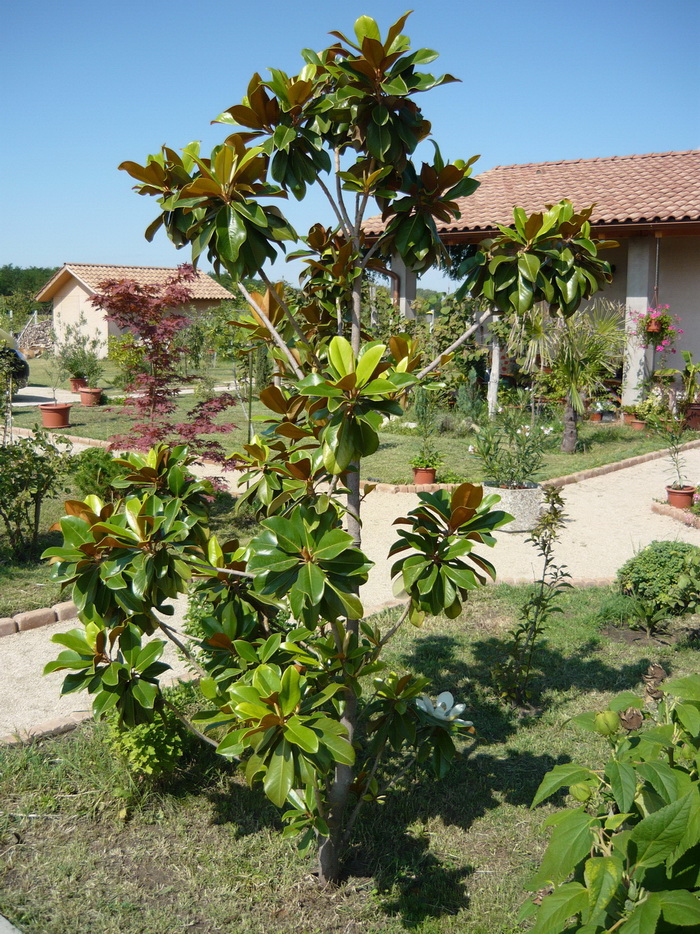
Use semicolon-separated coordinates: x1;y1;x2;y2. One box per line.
79;387;103;406
666;485;697;509
629;419;646;431
69;377;88;392
623;412;636;425
412;467;436;485
646;320;662;333
589;412;603;422
39;403;72;429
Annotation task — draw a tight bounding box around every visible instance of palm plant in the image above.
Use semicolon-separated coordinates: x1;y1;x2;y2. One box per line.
508;300;626;453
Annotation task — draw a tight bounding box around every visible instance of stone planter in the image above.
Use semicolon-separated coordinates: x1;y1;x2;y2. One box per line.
484;482;544;533
39;403;72;429
666;485;697;509
412;467;436;485
79;387;103;406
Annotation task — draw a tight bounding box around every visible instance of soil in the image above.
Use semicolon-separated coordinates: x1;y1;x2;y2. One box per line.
600;620;700;647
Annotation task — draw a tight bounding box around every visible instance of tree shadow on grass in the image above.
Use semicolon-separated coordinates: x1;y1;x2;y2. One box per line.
401;633;652;731
348;742;566;928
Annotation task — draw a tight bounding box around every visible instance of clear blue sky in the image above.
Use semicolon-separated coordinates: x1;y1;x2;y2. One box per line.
3;0;698;291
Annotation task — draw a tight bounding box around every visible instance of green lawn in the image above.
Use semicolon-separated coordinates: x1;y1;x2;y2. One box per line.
1;586;696;933
13;393;680;487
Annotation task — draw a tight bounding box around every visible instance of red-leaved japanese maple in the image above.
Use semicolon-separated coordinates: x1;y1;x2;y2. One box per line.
91;265;236;462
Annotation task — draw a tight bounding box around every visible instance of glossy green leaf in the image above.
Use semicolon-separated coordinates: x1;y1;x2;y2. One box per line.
263;739;294;807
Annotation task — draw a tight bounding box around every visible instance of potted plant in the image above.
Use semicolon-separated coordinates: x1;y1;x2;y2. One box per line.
54;314;104;397
646;412;696;508
39;351;72;429
410;442;442;485
632;395;668;431
469;408;551;531
589;394;616;422
630;304;683;357
409;385;443;484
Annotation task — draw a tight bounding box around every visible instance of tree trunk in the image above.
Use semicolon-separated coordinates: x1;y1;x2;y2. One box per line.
487;321;500;419
561;402;578;453
317;279;363;884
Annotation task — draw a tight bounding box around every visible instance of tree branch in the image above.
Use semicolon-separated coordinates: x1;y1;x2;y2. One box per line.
161;696;219;749
237;282;304;380
258;270;322;368
157;621;208;679
316;175;352;238
334;148;355;237
417;309;492;380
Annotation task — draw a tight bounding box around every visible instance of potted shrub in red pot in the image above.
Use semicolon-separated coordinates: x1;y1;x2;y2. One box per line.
75;355;104;406
54;313;104;397
647;412;697;509
410;444;442;485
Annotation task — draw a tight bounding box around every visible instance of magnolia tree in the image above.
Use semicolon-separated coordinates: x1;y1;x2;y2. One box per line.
45;14;519;883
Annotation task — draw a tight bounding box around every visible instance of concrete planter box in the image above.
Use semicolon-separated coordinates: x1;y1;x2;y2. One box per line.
484;483;544;533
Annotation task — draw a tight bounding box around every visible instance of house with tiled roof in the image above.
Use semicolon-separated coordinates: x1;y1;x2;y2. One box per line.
366;150;700;402
36;264;234;355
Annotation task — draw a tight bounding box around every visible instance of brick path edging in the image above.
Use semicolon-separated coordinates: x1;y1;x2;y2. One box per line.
651;500;700;529
0;601;77;638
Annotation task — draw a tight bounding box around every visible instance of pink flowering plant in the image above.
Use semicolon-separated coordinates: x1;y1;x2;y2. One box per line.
630;304;683;357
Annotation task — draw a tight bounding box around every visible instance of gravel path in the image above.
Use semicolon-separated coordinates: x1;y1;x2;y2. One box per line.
2;448;700;740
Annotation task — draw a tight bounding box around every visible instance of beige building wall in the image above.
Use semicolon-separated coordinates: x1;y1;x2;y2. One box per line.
52;280;108;354
658;236;700;360
53;287;227;358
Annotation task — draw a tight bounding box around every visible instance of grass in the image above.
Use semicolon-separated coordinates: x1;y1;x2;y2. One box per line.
1;585;698;933
365;421;684;485
14;392;682;487
24;356;241;395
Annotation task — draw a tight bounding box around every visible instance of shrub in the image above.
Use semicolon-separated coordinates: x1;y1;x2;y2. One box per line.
73;447;125;501
617;540;700;615
0;429;72;559
522;673;700;932
108;711;183;781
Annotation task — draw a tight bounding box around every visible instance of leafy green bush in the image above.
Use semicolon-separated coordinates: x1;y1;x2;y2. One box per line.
108;712;183;781
617;540;700;615
0;430;72;559
522;673;700;932
73;447;124;501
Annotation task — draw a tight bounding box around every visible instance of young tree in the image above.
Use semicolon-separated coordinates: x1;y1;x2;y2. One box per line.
47;13;515;883
91;267;237;463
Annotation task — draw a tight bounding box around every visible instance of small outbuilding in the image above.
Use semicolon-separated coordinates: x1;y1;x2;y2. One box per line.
35;264;234;356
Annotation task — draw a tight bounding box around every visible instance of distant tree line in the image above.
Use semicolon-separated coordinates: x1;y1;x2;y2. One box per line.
0;264;57;333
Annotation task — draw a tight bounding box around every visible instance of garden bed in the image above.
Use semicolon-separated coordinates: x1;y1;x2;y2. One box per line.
1;585;695;934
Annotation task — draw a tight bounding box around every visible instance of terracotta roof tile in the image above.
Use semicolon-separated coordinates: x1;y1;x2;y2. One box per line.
36;264;234;302
364;150;700;235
